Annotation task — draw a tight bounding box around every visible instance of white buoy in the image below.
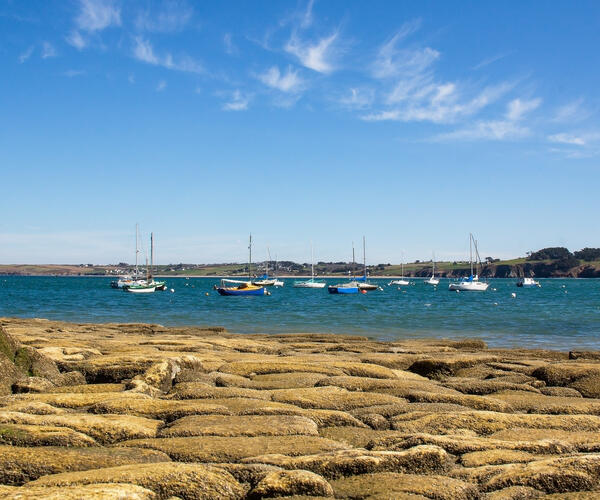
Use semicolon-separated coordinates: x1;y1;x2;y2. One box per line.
170;288;175;293
494;302;498;306
511;292;516;298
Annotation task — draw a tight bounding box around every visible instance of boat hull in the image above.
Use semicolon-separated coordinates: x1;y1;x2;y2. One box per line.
425;278;439;285
294;281;326;288
389;280;410;286
448;281;489;292
358;283;379;291
328;286;359;294
217;287;266;296
125;286;156;294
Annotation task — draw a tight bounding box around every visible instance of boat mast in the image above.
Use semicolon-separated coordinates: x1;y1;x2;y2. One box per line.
352;242;356;280
432;252;435;277
311;241;314;280
266;247;271;277
150;232;154;280
363;236;367;280
469;233;473;276
248;234;252;278
135;223;139;277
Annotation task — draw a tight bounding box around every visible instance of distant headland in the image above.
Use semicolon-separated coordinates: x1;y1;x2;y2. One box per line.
1;247;599;278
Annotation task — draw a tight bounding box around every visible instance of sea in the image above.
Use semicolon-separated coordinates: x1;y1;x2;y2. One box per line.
1;276;599;350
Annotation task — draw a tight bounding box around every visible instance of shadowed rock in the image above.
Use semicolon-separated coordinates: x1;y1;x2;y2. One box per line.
0;423;97;447
0;483;158;499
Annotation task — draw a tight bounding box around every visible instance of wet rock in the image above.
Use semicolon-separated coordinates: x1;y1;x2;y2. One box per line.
160;415;319;437
118;435;348;463
331;472;478;500
409;354;499;379
249;470;333;498
0;445;170;485
28;462;246;499
532;363;600;397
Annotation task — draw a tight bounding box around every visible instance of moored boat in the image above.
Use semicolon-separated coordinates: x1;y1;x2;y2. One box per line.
425;253;440;285
294;242;326;288
328;281;360;294
216;279;267;296
517;277;541;288
448;234;489;292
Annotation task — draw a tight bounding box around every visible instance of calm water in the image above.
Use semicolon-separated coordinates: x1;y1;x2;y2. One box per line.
1;276;599;350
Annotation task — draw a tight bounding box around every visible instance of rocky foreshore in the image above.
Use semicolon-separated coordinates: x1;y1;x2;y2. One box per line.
1;318;600;499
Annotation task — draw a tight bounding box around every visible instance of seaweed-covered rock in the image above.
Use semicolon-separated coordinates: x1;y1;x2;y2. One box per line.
0;445;170;485
160;414;318;437
331;472;478;500
28;462;246;499
249;470;333;498
0;423;97;447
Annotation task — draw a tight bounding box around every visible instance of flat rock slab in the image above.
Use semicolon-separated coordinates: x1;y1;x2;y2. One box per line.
160;414;319;437
28;462;246;500
0;483;157;499
0;423;97;447
117;435;348;463
0;445;170;485
0;411;161;444
331;472;479;500
242;445;451;479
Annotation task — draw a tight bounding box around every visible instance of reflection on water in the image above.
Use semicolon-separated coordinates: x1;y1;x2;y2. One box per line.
0;276;599;350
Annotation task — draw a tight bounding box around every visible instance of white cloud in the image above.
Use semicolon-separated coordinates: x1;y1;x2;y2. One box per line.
472;51;511;70
135;1;193;33
301;0;315;28
41;41;57;59
258;66;303;93
156;80;167;92
285;32;338;73
223;90;249;111
505;98;541;121
132;37;203;74
66;30;87;50
75;0;121;32
18;46;34;63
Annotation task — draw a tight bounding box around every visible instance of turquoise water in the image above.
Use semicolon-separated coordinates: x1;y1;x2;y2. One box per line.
1;276;599;350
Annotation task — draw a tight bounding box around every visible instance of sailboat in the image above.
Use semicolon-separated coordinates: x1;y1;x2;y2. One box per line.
111;224;146;289
356;237;379;291
328;243;360;294
389;257;410;286
425;253;440;286
147;233;167;291
217;234;267;296
294;242;326;288
125;256;156;293
253;248;283;287
448;234;489;292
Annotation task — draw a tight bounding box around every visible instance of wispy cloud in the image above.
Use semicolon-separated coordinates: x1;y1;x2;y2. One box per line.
156;80;167;92
301;0;315;29
505;97;541;121
75;0;121;32
223;90;250;111
371;20;427;79
285;31;339;73
337;88;374;110
257;66;303;93
433;97;539;141
41;41;57;59
132;36;203;74
135;1;193;33
223;33;238;55
66;30;87;50
548;131;600;146
472;51;511;70
63;69;86;77
363;81;515;124
551;98;590;123
18;46;34;63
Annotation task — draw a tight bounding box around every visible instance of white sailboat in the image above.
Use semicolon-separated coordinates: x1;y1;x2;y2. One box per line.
253;247;279;287
389;258;410;286
448;234;489;292
425;253;440;285
357;236;379;291
111;224;146;289
294;242;326;288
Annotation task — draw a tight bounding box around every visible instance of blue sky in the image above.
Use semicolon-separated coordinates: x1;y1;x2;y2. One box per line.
1;0;599;265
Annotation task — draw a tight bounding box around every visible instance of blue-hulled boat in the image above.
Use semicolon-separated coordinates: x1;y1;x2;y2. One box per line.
328;281;360;294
